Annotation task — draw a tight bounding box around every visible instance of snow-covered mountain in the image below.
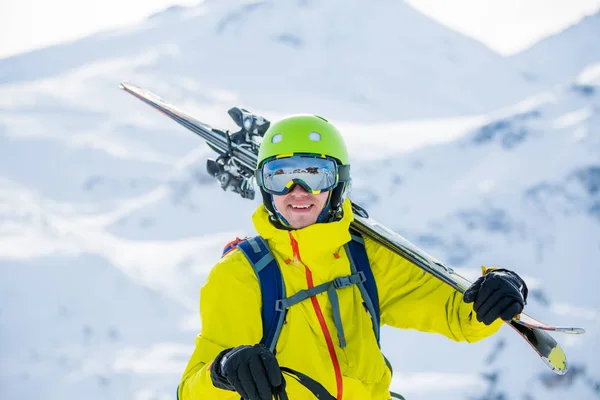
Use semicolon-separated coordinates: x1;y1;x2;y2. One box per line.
0;0;542;122
510;9;600;87
353;63;600;399
0;1;598;400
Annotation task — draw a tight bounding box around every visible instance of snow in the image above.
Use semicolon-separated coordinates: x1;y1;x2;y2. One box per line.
1;1;599;399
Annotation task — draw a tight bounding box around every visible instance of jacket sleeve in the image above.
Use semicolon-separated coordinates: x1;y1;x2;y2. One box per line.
177;249;263;399
365;238;502;342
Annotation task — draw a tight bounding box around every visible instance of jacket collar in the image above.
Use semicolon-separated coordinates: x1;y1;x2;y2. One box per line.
252;199;354;260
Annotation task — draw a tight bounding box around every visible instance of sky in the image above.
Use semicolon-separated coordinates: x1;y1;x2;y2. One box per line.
406;0;600;54
0;0;599;59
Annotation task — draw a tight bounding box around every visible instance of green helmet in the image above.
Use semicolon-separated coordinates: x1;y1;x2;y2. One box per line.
256;114;351;224
257;114;349;168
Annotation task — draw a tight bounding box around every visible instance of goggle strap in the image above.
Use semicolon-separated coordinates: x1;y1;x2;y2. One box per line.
255;168;263;183
338;164;350;182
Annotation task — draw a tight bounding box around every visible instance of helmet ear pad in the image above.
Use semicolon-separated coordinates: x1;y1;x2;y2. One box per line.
329;180;349;212
260;187;277;216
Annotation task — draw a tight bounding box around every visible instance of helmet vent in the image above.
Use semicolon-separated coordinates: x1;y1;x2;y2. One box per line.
308;131;321;142
271;133;283;144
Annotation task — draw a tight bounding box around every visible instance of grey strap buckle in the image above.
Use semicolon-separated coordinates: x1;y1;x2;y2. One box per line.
275;299;286;312
333;271;366;289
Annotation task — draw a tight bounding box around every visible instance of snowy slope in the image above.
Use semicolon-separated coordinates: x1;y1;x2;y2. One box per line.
0;0;542;122
1;2;599;400
0;254;191;400
510;9;600;87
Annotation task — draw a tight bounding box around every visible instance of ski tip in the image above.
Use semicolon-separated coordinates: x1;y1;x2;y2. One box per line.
514;314;586;334
120;82;135;91
543;345;568;375
555;327;586;335
119;82;141;92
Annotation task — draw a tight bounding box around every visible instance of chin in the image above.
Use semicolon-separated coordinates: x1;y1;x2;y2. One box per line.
287;215;318;229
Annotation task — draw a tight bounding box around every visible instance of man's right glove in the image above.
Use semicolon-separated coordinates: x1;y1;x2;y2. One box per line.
211;344;286;400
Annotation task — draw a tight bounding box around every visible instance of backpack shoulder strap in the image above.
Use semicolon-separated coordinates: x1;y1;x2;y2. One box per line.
346;230;381;346
234;236;287;353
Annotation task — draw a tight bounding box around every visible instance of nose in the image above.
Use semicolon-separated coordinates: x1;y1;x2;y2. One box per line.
288;184;309;195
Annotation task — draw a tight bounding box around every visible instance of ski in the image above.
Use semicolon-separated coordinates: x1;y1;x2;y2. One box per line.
119;82;585;375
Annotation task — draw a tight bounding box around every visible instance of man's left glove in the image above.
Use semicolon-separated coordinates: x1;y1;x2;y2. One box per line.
463;268;528;325
210;344;286;400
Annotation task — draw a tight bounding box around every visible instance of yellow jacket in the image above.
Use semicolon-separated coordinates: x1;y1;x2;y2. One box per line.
178;200;502;399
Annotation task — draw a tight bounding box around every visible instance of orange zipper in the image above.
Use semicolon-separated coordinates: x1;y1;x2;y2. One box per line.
289;232;343;400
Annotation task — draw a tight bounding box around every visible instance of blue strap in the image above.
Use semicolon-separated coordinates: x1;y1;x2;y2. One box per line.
236;237;286;352
231;232;380;351
347;232;381;345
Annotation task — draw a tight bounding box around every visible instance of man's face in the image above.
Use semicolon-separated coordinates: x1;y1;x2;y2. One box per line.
272;185;330;229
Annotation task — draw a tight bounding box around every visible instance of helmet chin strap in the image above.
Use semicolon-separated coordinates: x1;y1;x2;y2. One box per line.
316;192;333;223
270;194;293;229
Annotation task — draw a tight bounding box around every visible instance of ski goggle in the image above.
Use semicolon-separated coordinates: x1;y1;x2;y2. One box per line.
256;154;350;195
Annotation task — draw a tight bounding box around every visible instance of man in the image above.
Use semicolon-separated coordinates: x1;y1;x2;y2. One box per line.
177;115;528;399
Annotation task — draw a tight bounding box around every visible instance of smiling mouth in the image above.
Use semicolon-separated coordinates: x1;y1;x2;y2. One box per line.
289;204;313;210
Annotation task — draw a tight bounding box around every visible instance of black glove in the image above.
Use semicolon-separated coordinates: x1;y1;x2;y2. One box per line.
463;268;528;325
211;344;286;400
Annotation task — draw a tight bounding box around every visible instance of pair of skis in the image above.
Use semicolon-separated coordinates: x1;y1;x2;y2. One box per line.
119;82;584;375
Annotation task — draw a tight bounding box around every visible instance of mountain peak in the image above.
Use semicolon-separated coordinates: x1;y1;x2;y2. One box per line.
510;8;600;86
0;0;542;121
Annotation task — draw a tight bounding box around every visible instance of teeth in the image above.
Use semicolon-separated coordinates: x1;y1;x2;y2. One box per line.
291;205;311;209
